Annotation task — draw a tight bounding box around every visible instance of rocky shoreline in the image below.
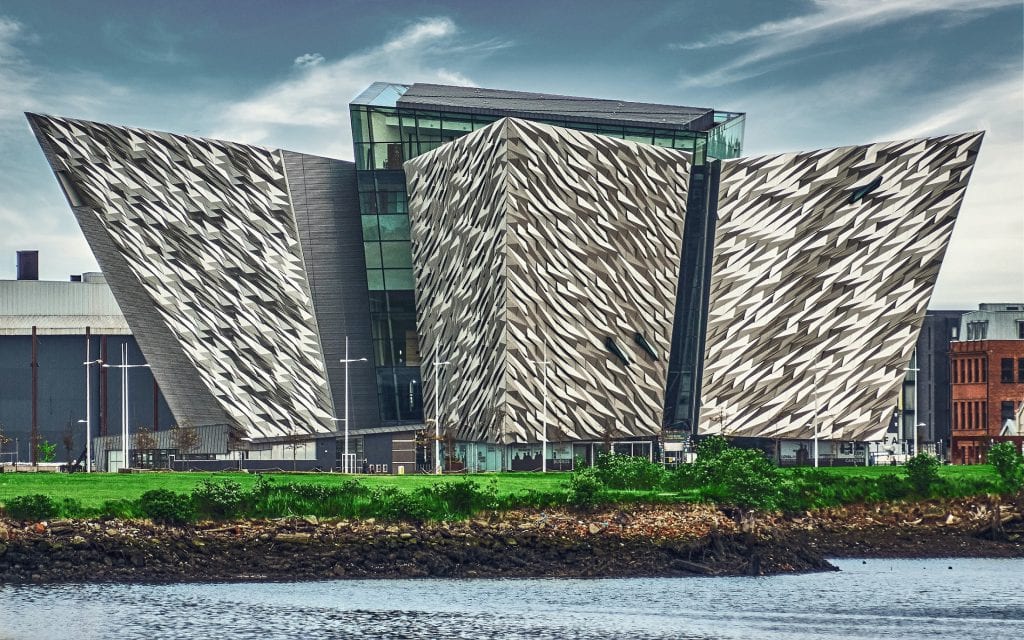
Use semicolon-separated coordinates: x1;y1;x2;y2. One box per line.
0;498;1020;584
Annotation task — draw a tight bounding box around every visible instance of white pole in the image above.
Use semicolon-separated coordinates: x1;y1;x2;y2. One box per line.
432;358;450;475
434;360;441;475
122;343;128;469
812;383;820;468
906;361;920;457
542;340;548;473
85;341;91;473
344;336;350;474
913;366;919;458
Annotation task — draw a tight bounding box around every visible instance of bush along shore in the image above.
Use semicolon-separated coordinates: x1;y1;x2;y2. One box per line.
0;439;1021;583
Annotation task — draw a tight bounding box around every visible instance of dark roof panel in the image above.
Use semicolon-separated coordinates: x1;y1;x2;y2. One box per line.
398;83;716;131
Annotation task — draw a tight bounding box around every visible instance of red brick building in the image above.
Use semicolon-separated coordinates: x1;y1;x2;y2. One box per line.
950;338;1024;463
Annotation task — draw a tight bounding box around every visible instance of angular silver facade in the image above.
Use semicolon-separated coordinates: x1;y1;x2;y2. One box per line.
27;114;358;439
406;118;691;444
701;132;984;442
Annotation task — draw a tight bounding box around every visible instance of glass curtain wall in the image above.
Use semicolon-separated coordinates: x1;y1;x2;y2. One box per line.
351;92;744;424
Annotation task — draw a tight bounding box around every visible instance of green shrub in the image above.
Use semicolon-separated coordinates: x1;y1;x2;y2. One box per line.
566;466;605;509
905;453;941;496
664;463;700;491
3;494;59;521
139;489;194;525
593;452;666;490
192;479;245;519
693;442;782;511
98;499;140;520
367;486;433;522
426;477;498;517
988;442;1024;493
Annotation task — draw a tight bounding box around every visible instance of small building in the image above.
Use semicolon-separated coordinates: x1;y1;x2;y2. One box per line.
950;303;1024;463
0;256;174;466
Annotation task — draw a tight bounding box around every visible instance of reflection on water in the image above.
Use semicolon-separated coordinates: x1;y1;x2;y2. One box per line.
0;558;1022;639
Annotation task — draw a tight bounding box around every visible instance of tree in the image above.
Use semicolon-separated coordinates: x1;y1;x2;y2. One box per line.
988;442;1024;493
170;424;201;456
36;440;57;463
905;453;941;496
281;430;307;472
133;426;158;452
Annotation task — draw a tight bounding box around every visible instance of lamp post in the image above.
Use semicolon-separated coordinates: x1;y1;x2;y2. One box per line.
82;350;103;473
528;338;550;473
432;358;451;475
811;382;822;468
905;362;920;456
102;343;149;471
336;336;368;474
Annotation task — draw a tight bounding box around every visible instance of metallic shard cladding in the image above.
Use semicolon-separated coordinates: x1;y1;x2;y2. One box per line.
406;118;691;444
701;132;984;442
27;114;338;439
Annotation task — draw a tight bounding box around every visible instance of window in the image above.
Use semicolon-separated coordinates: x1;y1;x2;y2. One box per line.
1019;358;1024;383
1018;321;1024;340
1001;358;1014;383
1002;401;1016;422
967;321;988;340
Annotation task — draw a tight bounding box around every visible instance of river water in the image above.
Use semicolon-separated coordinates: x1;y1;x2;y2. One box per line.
0;558;1021;639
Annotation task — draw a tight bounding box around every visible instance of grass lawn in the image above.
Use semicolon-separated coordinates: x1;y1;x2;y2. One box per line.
780;465;999;482
0;464;1001;510
0;471;574;510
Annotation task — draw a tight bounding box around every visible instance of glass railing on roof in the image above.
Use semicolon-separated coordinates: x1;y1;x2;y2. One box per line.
351;82;410;107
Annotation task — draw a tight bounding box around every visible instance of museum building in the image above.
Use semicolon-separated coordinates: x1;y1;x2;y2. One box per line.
24;81;982;471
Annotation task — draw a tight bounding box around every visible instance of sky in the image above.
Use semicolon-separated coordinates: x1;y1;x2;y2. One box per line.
0;0;1020;308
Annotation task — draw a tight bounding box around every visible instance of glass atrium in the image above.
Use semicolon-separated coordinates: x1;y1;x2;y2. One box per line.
349;81;745;424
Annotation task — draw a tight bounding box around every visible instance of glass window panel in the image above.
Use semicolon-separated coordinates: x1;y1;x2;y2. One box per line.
359;192;378;214
354;143;374;171
417;113;441;130
361;216;379;241
381;242;412;268
357;172;376;192
364;243;382;269
378;215;410;240
373;143;404;170
366;269;385;291
377;192;407;215
442;115;473;133
369;108;401;143
350;108;370;145
384;269;415;290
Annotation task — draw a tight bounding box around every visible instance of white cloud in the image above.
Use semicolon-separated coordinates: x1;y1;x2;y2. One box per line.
212;16;508;159
674;0;1019;86
293;53;324;68
877;75;1024;307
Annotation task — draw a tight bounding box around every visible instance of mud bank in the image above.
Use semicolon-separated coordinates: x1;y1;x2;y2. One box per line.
0;498;1019;584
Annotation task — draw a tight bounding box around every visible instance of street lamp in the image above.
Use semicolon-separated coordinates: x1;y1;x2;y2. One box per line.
432;358;451;475
102;343;149;471
82;351;103;473
338;335;367;474
528;338;550;473
905;362;920;456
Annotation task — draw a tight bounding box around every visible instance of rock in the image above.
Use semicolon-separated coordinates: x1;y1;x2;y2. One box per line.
588;523;601;535
331;563;346;576
303;516;319;526
399;533;413;540
276;533;311;544
945;514;961;525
